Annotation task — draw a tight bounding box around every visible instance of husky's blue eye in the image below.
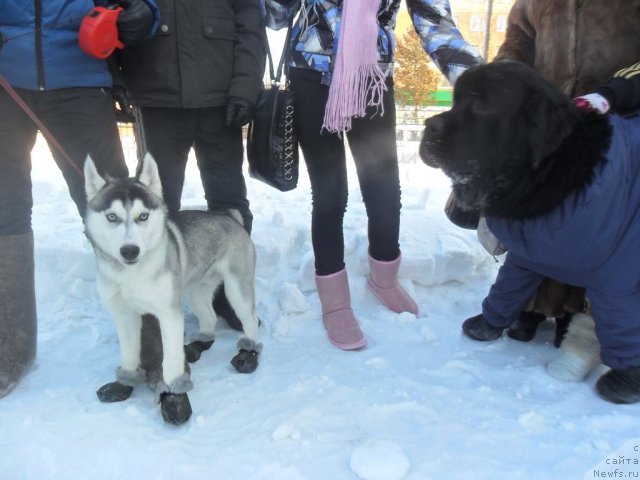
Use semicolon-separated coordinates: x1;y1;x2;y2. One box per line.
106;213;118;222
138;212;149;222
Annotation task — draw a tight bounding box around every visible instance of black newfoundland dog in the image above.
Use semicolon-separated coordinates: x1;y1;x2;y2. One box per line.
420;61;640;404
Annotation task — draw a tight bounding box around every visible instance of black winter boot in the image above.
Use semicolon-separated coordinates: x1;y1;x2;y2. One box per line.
462;314;504;341
0;232;37;398
507;311;545;342
213;284;244;332
596;365;640;404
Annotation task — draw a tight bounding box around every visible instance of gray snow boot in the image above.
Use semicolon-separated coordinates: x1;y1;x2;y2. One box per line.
0;232;37;398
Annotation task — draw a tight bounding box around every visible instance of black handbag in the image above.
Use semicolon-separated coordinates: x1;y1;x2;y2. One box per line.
247;24;299;192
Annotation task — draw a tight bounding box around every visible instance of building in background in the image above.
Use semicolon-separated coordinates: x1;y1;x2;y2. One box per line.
395;0;513;120
395;0;514;154
397;0;514;62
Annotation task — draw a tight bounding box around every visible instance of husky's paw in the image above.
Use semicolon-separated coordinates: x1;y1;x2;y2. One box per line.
184;337;215;363
96;382;134;403
159;392;192;425
231;339;262;373
231;349;259;373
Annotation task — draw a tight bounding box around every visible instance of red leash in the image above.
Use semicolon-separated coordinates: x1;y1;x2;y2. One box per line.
0;74;84;178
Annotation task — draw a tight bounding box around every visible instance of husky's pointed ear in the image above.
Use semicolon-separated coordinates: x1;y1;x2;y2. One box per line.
84;155;106;200
137;153;164;199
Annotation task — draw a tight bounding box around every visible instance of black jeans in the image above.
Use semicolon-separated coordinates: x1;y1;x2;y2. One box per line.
0;87;128;235
138;106;252;232
289;69;401;276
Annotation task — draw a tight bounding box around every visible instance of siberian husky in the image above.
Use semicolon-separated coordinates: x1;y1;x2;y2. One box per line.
84;153;261;425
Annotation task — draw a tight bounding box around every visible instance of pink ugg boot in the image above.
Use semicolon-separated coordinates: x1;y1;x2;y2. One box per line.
315;269;366;350
367;253;418;314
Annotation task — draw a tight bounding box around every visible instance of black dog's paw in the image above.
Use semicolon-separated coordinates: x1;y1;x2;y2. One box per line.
159;392;192;425
184;339;215;363
462;314;504;341
507;311;545;342
96;382;134;403
231;349;259;374
596;366;640;404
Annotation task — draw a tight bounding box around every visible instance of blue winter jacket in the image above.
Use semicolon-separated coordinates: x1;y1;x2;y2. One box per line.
264;0;483;86
482;114;640;370
0;0;159;91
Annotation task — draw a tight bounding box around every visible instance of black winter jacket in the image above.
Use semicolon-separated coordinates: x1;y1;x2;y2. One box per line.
121;0;265;108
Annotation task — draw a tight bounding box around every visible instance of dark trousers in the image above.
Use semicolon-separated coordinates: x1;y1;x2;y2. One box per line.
289;69;401;276
138;106;252;232
0;87;128;235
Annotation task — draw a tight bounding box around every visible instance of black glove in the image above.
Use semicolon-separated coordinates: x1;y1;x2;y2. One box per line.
112;86;136;123
596;62;640;115
225;96;256;128
116;0;154;46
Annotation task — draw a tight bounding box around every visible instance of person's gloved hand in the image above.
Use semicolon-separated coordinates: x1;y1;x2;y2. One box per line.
225;96;256;128
116;0;154;46
572;94;611;114
596;62;640;115
112;86;136;123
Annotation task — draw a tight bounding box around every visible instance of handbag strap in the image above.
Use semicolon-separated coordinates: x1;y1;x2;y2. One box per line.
265;20;292;87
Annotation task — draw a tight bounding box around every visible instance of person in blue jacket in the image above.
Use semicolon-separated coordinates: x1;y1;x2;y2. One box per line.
264;0;483;350
0;0;159;398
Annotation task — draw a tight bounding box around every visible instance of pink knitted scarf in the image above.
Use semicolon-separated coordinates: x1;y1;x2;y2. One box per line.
322;0;386;133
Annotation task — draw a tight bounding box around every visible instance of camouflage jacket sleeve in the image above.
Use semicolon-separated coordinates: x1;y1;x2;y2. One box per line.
264;0;301;30
406;0;484;85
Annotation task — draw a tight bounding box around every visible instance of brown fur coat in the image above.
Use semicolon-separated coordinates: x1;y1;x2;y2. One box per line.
494;0;640;97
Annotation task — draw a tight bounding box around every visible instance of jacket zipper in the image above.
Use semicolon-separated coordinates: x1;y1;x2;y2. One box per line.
35;0;45;90
171;0;185;107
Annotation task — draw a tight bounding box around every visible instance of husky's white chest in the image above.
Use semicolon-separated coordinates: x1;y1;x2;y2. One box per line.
95;256;180;314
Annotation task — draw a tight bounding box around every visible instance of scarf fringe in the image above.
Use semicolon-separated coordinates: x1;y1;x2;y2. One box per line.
321;0;384;134
322;64;387;134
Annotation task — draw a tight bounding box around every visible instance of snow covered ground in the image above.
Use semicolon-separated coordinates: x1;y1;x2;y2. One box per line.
1;135;639;480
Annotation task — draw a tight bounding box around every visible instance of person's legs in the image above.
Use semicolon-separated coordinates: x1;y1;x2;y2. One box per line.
138;107;195;213
290;71;348;276
0;88;37;235
347;78;401;263
290;70;365;349
347;79;417;314
37;88;128;218
0;88;38;397
193;106;252;232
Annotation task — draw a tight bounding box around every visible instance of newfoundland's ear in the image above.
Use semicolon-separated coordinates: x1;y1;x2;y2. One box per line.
525;92;577;170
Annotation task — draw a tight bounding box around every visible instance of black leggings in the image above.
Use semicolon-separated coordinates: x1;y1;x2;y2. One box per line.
290;69;401;276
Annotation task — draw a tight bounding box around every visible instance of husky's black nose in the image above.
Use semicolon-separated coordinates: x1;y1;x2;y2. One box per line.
120;244;140;262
